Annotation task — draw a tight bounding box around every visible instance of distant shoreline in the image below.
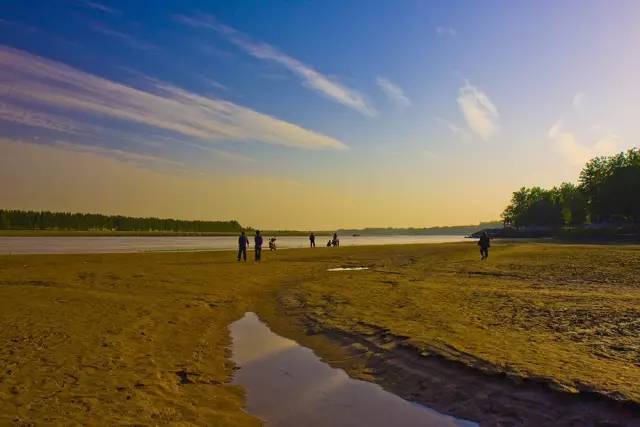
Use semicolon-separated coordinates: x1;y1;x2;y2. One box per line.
0;230;243;237
0;234;468;255
0;208;502;237
0;229;327;237
0;227;494;238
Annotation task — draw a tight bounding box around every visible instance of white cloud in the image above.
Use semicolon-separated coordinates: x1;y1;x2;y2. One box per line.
548;120;620;166
572;92;586;109
436;26;457;37
175;14;376;117
89;24;157;51
457;83;499;140
80;1;121;14
0;102;88;134
547;120;563;139
202;77;228;92
376;76;411;108
0;45;347;152
52;140;185;169
436;117;471;140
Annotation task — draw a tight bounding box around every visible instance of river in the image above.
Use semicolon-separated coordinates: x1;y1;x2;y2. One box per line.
230;312;477;427
0;235;467;254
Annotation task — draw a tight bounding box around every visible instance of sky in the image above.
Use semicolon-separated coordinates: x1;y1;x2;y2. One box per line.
1;0;639;229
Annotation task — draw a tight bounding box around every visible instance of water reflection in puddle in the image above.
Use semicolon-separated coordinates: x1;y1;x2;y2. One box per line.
327;267;369;271
229;312;477;427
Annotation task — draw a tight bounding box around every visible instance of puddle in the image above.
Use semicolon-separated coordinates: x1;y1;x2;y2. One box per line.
327;267;369;271
229;312;477;427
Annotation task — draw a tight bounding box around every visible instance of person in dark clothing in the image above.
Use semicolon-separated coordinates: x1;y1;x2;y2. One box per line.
478;231;490;260
254;230;263;262
332;232;340;247
309;232;316;248
326;239;332;247
237;231;249;262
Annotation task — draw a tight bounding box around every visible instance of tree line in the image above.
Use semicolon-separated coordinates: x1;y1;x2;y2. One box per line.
339;221;503;236
502;148;640;228
0;209;243;232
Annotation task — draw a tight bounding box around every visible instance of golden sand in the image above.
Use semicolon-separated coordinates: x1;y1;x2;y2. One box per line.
1;243;639;424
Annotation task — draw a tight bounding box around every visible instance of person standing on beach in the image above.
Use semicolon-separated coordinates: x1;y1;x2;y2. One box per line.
478;231;490;260
309;232;316;248
254;230;264;262
237;231;249;262
332;232;340;247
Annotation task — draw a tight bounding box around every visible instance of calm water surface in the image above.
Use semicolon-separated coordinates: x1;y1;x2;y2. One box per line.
229;312;477;427
0;235;467;254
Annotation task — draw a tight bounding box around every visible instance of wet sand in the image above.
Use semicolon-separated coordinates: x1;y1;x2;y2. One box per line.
1;243;639;425
229;312;476;427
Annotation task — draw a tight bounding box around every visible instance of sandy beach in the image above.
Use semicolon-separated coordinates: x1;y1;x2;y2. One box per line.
1;242;639;426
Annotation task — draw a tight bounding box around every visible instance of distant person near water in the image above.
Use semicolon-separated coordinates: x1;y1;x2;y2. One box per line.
478;231;490;260
326;239;332;247
269;237;277;251
309;232;316;248
254;230;264;262
237;231;249;262
332;233;340;247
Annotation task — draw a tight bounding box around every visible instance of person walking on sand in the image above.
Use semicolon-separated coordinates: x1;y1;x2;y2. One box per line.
309;232;316;248
237;231;249;262
478;231;490;260
332;232;340;247
254;230;264;262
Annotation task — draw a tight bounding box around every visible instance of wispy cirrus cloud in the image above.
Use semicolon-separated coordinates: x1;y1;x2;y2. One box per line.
79;1;121;15
436;117;470;140
201;77;228;92
52;140;185;169
0;102;88;134
89;24;157;51
457;83;499;140
0;45;347;154
174;14;376;117
376;76;411;108
126;134;256;164
548;120;619;166
572;92;586;109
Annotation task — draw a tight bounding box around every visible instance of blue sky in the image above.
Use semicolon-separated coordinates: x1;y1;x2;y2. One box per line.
1;1;639;228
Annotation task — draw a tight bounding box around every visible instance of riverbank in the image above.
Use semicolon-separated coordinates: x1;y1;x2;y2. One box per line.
0;230;317;237
270;243;640;425
472;225;640;243
0;234;465;254
1;243;639;425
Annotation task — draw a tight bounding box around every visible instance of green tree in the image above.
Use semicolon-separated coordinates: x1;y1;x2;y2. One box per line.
0;209;244;232
556;183;587;226
502;187;563;228
579;148;640;223
0;210;9;229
